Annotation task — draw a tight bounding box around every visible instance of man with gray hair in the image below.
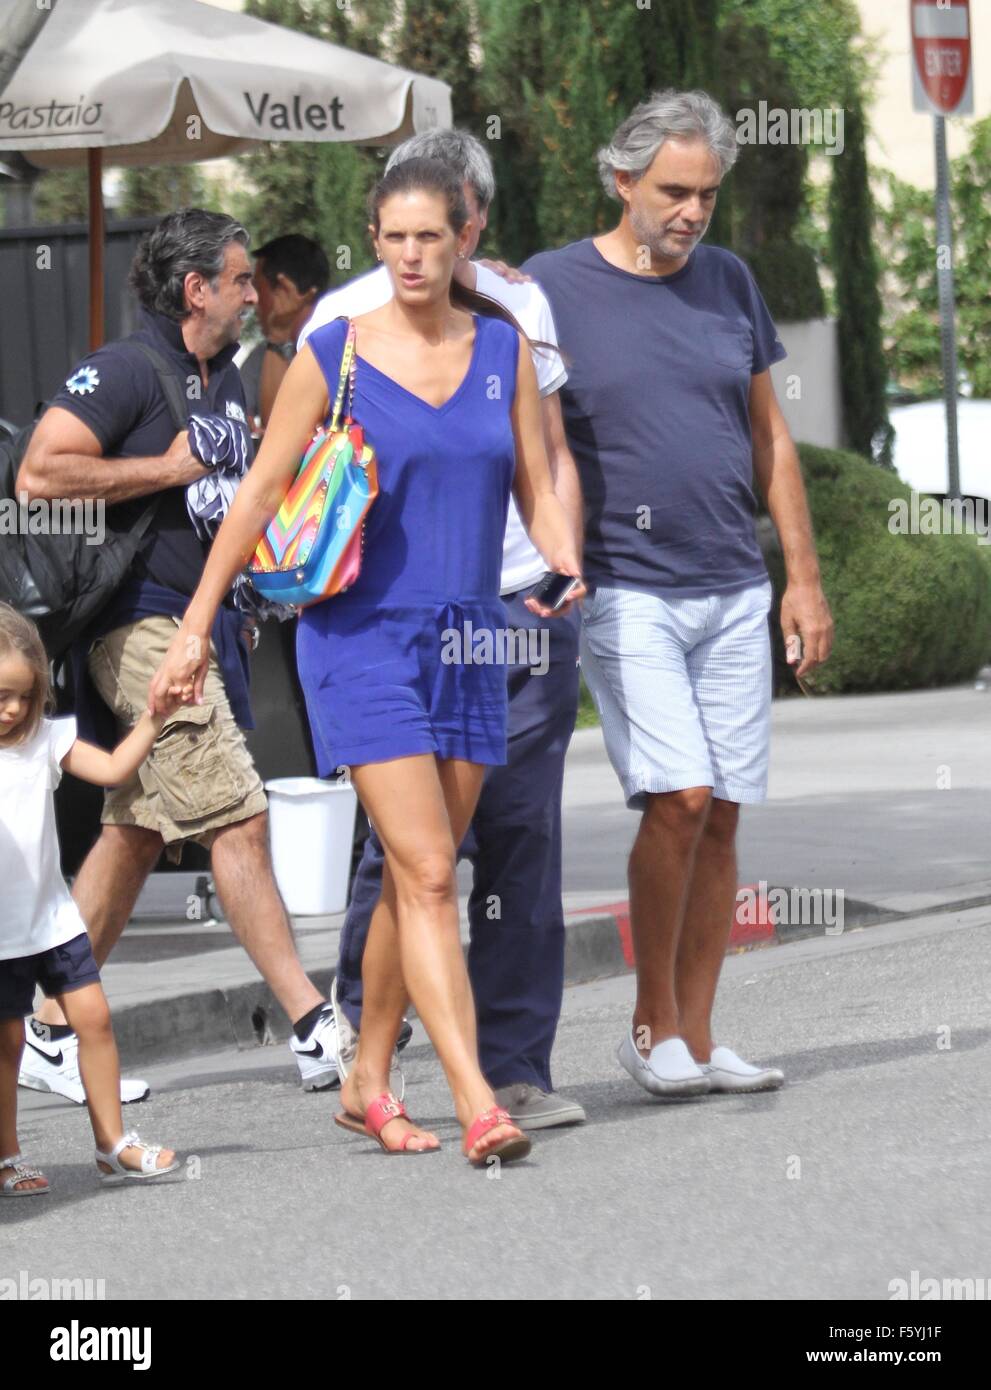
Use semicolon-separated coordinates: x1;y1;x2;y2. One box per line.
17;209;339;1103
299;128;588;1129
522;90;833;1097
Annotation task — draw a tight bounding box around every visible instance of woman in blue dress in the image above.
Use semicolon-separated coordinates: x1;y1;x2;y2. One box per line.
149;159;584;1167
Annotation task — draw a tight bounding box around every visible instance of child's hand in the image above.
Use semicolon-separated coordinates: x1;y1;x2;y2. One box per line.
148;625;211;716
153;683;195;724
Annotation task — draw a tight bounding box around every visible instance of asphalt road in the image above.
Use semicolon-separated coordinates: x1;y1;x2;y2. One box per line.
6;903;989;1300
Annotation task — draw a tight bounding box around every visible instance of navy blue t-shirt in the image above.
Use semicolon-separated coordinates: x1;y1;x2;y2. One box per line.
49;308;250;598
521;239;787;596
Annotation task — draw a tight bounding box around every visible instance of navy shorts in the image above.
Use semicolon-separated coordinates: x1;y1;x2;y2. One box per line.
0;933;101;1020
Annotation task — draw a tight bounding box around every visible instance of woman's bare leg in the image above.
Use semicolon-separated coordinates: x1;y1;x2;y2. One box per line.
339;855;435;1150
346;755;523;1160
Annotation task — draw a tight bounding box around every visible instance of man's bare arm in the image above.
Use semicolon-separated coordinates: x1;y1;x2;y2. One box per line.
750;370;833;674
16;406;206;504
750;371;819;582
540;390;584;562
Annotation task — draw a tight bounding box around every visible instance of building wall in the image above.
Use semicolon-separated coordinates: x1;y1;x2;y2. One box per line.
858;0;989;188
772;319;843;449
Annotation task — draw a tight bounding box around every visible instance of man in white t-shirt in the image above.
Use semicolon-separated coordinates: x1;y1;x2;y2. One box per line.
298;129;586;1129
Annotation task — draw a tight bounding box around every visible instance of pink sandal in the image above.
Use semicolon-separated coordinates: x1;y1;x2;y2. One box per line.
464;1107;531;1168
334;1092;439;1155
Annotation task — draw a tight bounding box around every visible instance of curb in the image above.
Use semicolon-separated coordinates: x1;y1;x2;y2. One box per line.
110;889;990;1070
115;969;336;1069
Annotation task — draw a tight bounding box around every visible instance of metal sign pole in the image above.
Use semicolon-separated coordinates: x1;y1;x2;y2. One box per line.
933;116;962;502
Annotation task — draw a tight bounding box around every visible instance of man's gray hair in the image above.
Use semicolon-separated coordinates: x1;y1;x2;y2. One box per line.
385;128;496;210
597;89;739;200
129;208;249;320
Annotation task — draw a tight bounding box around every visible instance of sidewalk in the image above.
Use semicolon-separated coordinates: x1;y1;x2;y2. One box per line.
96;874;991;1068
88;684;991;1067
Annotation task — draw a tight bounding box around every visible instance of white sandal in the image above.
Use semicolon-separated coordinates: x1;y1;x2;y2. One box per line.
1;1153;50;1197
95;1131;179;1184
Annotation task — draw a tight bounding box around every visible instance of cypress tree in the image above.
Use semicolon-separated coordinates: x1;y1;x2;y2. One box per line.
119;166;208;218
395;0;478;126
533;4;614;246
476;0;727;260
828;99;894;464
475;0;547;263
716;14;824;321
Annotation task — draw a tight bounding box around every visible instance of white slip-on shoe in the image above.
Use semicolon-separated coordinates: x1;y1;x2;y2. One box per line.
19;1024;149;1104
701;1045;784;1094
617;1031;710;1098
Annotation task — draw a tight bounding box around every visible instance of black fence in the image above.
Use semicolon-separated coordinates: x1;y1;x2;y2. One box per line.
0;216;157;428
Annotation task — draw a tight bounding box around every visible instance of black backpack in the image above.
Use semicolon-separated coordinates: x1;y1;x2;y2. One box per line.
0;340;191;661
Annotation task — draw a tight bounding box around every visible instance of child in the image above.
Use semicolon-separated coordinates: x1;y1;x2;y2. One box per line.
0;603;182;1194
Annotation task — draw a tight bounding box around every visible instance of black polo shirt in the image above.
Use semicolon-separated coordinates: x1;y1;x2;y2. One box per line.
50;308;250;597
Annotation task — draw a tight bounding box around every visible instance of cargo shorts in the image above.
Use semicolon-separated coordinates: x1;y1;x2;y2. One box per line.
87;615;268;863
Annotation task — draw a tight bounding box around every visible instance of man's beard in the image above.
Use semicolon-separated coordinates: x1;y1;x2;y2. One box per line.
219;310;246;347
629;205;707;259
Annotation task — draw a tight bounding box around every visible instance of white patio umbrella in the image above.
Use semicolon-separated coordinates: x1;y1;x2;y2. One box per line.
0;0;451;345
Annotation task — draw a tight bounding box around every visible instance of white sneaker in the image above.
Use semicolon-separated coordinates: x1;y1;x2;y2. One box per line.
19;1024;150;1104
289;1004;341;1092
701;1045;784;1093
617;1031;710;1098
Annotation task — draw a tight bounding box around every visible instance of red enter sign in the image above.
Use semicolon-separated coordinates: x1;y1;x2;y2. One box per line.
912;0;972;114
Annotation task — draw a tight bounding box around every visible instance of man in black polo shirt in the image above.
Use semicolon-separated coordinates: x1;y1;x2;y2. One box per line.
16;209;338;1103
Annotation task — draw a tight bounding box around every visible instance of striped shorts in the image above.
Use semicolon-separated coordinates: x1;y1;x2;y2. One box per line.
579;580;773;810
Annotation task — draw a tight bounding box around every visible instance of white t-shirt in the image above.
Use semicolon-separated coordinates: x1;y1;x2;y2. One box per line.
0;716;87;961
298;262;568;595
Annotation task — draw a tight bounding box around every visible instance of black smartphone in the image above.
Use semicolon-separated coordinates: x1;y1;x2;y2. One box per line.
528;571;581;611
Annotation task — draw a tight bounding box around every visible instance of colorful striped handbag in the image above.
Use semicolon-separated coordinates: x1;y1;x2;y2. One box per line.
246;319;378;608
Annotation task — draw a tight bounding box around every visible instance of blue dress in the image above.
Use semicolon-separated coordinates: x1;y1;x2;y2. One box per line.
297;313;521;773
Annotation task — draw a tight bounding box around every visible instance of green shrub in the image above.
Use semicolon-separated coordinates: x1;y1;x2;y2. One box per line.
763;444;991;693
746;241;825;323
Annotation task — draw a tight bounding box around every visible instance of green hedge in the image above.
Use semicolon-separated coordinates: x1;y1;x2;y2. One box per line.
763;444;991;693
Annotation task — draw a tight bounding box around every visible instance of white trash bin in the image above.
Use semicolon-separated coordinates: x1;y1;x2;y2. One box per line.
265;777;358;916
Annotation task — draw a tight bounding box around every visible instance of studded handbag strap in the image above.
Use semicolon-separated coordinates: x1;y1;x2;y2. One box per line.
329;319;357;433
